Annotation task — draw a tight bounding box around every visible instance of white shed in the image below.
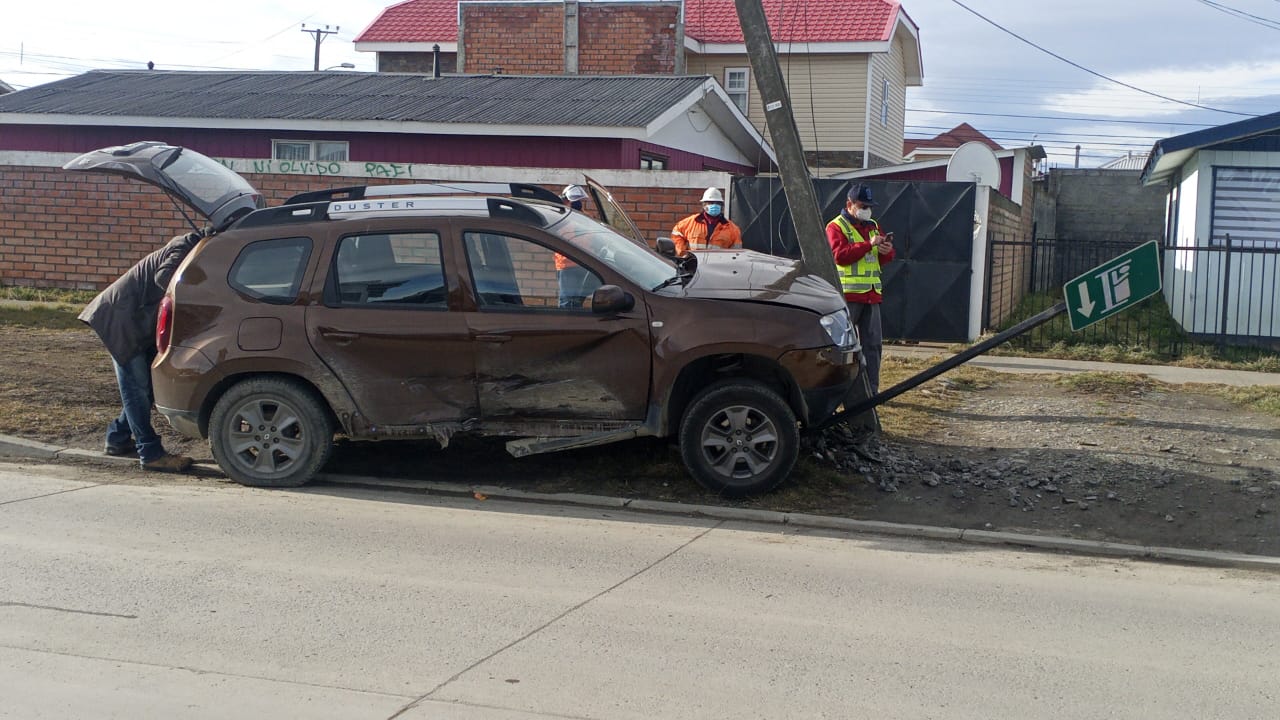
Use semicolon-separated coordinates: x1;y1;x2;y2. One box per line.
1141;113;1280;345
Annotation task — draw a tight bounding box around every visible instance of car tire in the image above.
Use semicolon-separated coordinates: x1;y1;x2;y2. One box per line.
209;377;335;488
678;380;799;497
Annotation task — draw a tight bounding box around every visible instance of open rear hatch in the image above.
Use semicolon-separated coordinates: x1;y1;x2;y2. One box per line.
63;141;263;231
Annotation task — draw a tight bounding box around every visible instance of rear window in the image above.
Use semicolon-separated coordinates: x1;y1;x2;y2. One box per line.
228;237;312;304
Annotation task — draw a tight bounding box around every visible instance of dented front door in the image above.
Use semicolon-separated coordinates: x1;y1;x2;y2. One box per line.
460;229;651;422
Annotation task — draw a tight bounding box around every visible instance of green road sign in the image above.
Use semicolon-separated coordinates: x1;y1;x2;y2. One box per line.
1064;240;1162;331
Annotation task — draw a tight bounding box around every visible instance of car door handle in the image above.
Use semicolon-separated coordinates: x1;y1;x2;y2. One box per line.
475;334;512;344
318;329;359;344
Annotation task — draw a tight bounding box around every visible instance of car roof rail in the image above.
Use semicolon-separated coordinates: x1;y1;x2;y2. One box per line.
284;182;561;206
487;197;548;227
235;201;332;229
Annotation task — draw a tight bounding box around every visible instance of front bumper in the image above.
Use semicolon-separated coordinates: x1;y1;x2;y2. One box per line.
779;345;860;425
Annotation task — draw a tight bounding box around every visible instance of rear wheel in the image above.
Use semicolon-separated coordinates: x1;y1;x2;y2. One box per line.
209;378;334;488
678;380;799;497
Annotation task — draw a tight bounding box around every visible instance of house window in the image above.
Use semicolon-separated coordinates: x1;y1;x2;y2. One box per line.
640;152;668;171
1210;167;1280;249
725;67;750;115
880;77;890;127
272;140;349;162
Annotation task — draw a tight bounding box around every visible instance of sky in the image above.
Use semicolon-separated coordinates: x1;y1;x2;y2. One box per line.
3;0;1278;169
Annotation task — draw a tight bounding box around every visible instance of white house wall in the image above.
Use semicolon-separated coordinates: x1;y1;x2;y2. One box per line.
867;34;908;166
650;108;752;166
1166;149;1280;338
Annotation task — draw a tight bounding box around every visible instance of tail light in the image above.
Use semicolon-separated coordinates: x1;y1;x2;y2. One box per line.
156;294;174;354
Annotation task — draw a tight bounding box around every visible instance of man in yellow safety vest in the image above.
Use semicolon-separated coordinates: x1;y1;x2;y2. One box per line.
827;183;895;393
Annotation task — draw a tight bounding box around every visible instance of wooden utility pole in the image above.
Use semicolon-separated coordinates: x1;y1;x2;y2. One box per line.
301;24;340;72
733;0;838;290
734;0;879;431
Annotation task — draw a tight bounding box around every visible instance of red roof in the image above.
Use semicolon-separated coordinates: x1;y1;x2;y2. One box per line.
904;123;1004;155
684;0;900;43
356;0;457;43
356;0;901;44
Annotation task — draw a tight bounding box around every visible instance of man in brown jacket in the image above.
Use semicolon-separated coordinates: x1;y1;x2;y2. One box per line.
79;232;202;471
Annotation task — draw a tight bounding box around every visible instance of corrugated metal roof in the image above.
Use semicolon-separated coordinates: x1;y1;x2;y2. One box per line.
0;70;710;128
355;0;904;45
1099;153;1149;171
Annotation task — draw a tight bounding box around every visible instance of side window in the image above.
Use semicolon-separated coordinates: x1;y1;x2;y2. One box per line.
228;237;312;304
725;67;750;115
463;232;602;311
331;232;447;308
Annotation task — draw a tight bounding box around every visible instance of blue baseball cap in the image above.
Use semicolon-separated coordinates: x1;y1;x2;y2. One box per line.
847;183;875;206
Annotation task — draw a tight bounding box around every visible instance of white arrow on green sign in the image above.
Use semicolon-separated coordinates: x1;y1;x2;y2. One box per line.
1063;240;1162;332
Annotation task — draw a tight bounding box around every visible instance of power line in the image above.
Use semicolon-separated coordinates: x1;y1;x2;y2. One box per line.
947;0;1257;117
1194;0;1280;30
906;107;1215;128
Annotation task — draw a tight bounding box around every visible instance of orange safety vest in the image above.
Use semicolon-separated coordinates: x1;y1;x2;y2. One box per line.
670;213;742;256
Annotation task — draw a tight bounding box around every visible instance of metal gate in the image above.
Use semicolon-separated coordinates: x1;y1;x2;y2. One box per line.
731;178;977;342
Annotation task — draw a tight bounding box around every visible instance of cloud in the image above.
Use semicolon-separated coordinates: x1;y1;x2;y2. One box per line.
1044;60;1280;119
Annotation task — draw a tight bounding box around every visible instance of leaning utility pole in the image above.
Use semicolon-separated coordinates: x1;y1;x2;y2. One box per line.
734;0;878;430
301;24;340;72
733;0;838;290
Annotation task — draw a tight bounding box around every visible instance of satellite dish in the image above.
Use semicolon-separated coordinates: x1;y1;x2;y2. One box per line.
945;141;1002;188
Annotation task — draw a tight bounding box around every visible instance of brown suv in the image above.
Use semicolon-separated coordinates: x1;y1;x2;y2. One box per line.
67;143;859;496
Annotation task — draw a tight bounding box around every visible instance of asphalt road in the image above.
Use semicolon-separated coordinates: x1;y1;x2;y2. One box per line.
1;462;1278;719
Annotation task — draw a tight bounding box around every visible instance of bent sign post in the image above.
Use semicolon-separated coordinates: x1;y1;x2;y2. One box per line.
1064;241;1162;332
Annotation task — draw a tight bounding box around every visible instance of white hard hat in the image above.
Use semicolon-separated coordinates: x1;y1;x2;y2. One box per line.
700;187;724;203
562;184;589;202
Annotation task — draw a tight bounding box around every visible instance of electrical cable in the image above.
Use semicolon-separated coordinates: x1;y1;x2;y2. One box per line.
1193;0;1280;30
947;0;1257;117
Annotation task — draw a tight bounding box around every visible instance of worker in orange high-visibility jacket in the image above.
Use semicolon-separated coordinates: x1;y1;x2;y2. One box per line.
669;187;742;257
556;184;595;307
828;183;895;394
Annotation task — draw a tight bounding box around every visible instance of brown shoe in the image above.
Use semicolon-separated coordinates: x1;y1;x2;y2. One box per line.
142;453;193;473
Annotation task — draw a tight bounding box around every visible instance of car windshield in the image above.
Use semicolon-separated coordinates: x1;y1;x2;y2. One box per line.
547;210;677;290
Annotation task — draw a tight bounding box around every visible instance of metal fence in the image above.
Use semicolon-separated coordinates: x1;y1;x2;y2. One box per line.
984;235;1280;357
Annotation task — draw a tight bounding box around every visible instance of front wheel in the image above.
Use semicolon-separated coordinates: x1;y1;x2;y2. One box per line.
208;378;335;488
678;380;799;497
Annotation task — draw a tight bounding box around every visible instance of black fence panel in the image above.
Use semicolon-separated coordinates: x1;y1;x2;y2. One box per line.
985;235;1280;356
731;178;977;343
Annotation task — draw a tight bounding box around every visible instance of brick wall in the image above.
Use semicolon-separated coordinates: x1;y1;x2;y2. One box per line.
985;189;1031;328
461;3;565;75
377;51;457;75
579;3;679;74
0;163;705;290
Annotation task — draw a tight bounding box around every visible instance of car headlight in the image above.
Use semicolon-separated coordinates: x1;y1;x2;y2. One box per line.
819;308;855;348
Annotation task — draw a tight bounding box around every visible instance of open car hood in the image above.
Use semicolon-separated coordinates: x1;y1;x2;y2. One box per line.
679;250;846;315
63;141;263;231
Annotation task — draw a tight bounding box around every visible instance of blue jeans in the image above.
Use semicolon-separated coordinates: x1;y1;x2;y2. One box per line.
108;352;165;464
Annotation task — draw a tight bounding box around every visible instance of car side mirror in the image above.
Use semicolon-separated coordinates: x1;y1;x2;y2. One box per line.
591;285;635;315
655;237;677;257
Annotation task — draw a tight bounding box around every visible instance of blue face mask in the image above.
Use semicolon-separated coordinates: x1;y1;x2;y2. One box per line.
705;204;723;217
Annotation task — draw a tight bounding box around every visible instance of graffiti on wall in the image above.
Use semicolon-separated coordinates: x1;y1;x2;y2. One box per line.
216;158;418;179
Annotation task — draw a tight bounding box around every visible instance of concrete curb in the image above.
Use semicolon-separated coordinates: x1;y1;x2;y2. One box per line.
3;433;1277;572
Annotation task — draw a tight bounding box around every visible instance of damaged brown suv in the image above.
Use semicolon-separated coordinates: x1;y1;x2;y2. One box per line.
67;142;859;496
